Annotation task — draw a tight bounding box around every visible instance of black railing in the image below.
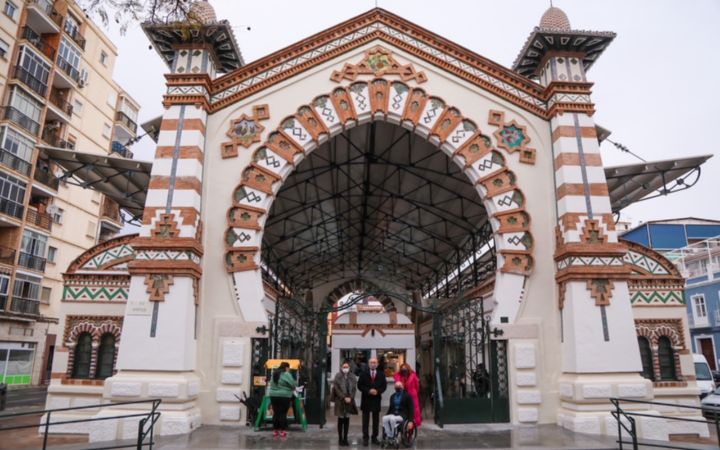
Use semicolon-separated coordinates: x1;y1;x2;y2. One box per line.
42;128;71;149
0;198;24;220
611;397;720;450
0;148;32;176
0;399;161;450
34;168;59;190
12;65;48;97
0;294;6;311
48;91;73;116
26;208;52;231
18;251;46;272
64;28;86;50
20;27;56;61
111;141;134;159
27;0;63;27
56;57;80;83
0;106;40;135
0;245;15;265
115;111;138;133
9;297;40;315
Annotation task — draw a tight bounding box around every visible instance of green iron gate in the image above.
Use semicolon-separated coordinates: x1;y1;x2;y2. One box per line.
432;296;509;425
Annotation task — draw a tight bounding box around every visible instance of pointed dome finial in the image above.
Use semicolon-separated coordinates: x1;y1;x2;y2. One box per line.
539;6;571;31
188;0;217;25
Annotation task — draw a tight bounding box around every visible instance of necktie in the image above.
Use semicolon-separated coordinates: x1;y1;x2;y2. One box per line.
371;370;375;381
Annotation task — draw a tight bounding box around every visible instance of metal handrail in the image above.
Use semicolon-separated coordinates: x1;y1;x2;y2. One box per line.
0;398;162;450
611;397;720;450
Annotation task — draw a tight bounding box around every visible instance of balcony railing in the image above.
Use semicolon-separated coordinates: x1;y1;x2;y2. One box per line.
12;65;48;97
0;245;16;265
101;198;122;223
18;252;46;272
0;106;40;135
64;28;86;50
33;167;59;190
9;297;40;315
41;128;71;149
0;148;32;176
0;198;24;220
115;111;138;134
0;294;6;311
56;57;81;83
26;208;52;231
27;0;63;27
48;91;73;116
20;27;56;61
111;141;133;159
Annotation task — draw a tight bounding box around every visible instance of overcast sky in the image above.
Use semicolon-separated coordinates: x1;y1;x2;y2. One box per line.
101;0;720;227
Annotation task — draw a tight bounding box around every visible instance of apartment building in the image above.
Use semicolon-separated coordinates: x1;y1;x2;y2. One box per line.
0;0;139;386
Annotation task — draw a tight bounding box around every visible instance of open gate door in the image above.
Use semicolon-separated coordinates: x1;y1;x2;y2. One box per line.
433;296;509;425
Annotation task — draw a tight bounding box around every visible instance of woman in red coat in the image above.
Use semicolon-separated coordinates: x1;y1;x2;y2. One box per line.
393;363;421;427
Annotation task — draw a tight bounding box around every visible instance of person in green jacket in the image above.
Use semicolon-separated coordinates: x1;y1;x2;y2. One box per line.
268;361;297;437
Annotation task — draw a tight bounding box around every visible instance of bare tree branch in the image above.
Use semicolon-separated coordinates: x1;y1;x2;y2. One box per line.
77;0;195;33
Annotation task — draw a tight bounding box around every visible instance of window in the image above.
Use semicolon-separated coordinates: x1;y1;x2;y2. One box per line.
0;39;8;59
102;123;111;139
71;332;92;379
638;337;654;381
1;126;35;162
72;99;83;117
0;275;9;309
0;342;36;385
10;87;43;124
692;294;709;326
18;46;51;87
100;50;108;66
47;246;57;263
106;93;116;108
21;229;47;258
3;1;17;21
64;14;80;40
658;336;676;380
0;171;27;219
40;286;51;304
95;333;116;379
51;207;64;225
58;38;81;72
13;273;41;302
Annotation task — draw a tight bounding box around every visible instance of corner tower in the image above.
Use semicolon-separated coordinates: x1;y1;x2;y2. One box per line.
102;0;243;436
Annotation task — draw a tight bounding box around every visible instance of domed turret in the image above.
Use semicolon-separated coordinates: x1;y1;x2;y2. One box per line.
187;0;217;25
539;6;571;31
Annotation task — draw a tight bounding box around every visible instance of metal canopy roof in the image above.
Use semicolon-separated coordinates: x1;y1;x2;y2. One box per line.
605;154;712;213
262;121;490;291
39;146;151;221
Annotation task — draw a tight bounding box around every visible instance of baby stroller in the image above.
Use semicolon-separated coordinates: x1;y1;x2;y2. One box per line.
235;392;261;426
381;419;417;449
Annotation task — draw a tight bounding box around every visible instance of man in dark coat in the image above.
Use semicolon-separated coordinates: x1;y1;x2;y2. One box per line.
382;380;415;440
357;357;387;446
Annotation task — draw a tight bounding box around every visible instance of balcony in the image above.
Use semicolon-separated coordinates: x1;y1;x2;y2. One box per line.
56;57;81;84
0;106;40;135
111;141;133;159
33;167;59;191
20;27;56;61
41;127;71;149
48;91;73;117
64;28;86;51
0;148;32;176
26;208;52;231
18;252;46;272
25;0;62;33
9;297;40;315
12;65;48;97
115;111;138;134
101;197;122;223
0;198;24;220
0;293;5;311
0;245;16;265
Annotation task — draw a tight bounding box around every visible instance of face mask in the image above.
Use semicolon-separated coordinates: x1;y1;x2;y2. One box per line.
342;368;349;374
400;369;409;376
395;387;403;392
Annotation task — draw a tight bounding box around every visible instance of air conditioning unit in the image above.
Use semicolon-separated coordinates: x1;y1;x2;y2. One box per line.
46;204;60;215
79;69;89;87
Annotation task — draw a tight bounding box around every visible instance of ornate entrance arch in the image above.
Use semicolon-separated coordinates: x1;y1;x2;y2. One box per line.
224;79;535;322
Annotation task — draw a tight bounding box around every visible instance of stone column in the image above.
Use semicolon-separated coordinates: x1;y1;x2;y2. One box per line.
100;47;213;439
543;56;652;435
